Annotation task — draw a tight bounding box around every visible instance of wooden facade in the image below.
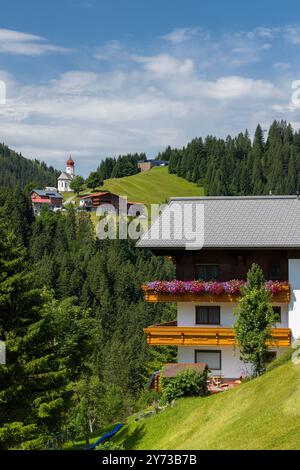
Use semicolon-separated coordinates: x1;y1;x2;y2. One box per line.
166;249;300;281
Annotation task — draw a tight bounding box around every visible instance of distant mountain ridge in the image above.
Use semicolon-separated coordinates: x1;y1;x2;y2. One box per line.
0;143;59;188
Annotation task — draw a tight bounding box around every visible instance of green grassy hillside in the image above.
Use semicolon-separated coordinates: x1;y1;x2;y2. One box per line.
102;167;204;204
112;358;300;450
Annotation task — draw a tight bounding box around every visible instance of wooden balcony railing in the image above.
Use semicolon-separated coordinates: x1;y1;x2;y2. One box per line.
144;322;291;347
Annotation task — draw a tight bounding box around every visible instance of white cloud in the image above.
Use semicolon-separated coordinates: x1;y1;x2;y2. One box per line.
202;76;277;100
161;27;204;44
246;25;300;45
273;62;290;70
261;43;271;50
0;61;285;177
94;40;123;60
0;28;69;55
284;26;300;44
0;25;298;175
131;54;194;78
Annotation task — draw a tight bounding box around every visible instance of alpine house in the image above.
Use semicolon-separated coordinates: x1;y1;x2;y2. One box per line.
137;196;300;379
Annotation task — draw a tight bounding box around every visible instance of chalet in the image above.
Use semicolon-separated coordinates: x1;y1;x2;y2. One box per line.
80;191;144;215
137;159;168;172
31;189;63;215
137;196;300;380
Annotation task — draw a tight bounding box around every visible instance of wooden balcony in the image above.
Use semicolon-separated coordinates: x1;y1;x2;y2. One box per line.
142;285;290;304
144;321;291;347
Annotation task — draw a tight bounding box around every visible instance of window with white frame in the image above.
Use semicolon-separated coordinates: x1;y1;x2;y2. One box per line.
195;350;221;370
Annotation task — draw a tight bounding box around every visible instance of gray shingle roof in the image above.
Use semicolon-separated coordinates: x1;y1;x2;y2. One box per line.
32;189;62;199
137;196;300;249
58;171;72;180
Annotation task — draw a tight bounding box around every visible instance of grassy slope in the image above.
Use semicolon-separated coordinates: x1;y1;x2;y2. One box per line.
112;360;300;450
101;167;204;204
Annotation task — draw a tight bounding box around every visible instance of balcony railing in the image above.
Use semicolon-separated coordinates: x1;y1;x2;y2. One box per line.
142;280;291;304
144;321;291;347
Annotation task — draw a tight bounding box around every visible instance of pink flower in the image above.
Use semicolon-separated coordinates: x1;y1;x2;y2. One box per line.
145;279;289;296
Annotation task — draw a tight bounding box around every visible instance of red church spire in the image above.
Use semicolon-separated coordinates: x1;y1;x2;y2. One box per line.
66;155;74;166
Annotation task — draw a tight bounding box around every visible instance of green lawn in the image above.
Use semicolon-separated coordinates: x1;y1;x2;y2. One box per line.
64;425;116;450
111;358;300;450
60;191;75;201
101;167;204;204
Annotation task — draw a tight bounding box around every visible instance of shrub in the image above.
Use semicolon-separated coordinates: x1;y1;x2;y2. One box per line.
96;440;125;450
160;369;208;403
266;348;293;372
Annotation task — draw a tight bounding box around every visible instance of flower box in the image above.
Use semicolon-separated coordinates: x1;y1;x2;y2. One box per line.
142;280;290;303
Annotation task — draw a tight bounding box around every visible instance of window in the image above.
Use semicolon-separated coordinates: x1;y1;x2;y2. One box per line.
268;264;281;281
195;350;221;370
273;306;281;323
196;306;220;325
196;264;219;281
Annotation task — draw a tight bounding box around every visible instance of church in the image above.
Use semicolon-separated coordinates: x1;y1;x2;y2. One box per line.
57;156;75;192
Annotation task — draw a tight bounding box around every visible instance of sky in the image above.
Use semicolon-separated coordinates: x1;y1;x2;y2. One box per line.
1;0;300;175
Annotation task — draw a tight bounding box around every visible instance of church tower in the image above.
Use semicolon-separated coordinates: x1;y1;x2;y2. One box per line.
66;155;75;178
57;155;76;192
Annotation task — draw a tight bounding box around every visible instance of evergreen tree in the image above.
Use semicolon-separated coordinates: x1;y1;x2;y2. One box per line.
86;171;103;190
69;176;85;195
0;143;58;188
285;148;298;194
0;226;70;449
234;264;277;377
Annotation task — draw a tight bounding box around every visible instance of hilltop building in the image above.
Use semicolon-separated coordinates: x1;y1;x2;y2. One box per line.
137;159;168;172
80;191;144;214
137;196;300;383
58;156;75;192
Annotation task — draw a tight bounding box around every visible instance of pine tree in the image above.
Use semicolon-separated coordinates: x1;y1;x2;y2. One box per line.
86;171;103;190
0;226;71;449
285;148;298;194
267;146;284;194
253;124;265;156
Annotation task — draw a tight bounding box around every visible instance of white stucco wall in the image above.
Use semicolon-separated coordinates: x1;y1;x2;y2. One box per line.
177;345;288;378
176;301;289;378
288;259;300;340
58;180;71;192
177;302;288;328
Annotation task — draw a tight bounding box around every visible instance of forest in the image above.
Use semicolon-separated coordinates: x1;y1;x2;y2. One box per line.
0;188;175;449
163;120;300;196
96;153;146;181
0;143;59;188
87;120;300;196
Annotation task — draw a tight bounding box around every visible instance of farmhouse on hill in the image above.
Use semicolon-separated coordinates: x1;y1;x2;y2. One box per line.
137;159;168;172
137;195;300;383
80;191;144;214
31;189;63;215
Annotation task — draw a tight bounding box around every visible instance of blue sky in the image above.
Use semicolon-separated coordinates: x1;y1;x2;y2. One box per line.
1;0;300;175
